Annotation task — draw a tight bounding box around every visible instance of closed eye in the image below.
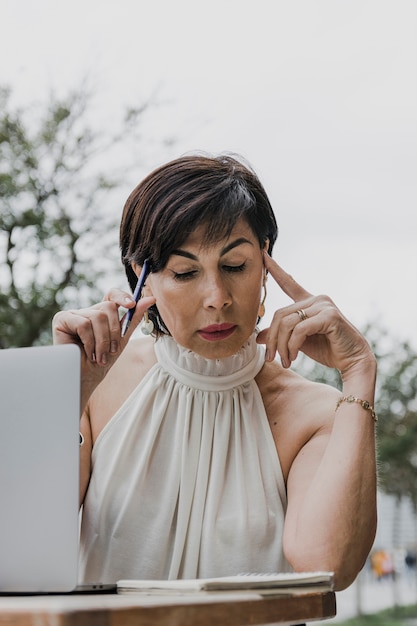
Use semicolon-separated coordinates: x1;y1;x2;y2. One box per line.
173;270;198;281
223;262;246;273
172;262;247;281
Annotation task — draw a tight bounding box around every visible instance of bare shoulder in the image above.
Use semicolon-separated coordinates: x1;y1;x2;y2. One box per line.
88;335;157;440
118;334;157;370
256;359;341;480
256;359;340;423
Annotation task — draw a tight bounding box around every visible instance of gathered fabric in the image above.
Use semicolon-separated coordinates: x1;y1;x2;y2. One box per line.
79;333;290;583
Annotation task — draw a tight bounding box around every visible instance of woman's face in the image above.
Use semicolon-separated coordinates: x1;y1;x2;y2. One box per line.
139;219;266;359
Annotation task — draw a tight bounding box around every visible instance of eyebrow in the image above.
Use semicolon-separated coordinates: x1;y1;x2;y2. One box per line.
171;237;254;261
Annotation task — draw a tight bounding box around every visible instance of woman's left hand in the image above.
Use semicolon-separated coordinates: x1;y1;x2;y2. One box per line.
256;252;375;376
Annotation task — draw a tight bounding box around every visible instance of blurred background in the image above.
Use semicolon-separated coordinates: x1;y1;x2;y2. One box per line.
1;1;417;620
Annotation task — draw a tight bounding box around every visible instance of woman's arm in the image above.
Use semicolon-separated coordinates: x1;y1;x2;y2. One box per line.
79;407;93;506
283;360;377;590
257;253;377;590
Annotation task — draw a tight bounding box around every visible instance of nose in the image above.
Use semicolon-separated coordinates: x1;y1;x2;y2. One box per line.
202;274;232;310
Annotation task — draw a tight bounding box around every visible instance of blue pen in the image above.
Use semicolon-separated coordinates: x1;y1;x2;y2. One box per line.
121;259;151;337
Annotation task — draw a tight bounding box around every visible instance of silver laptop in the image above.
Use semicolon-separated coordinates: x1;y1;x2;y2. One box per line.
0;344;80;593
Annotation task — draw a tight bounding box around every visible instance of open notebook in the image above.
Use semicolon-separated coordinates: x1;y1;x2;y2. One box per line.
117;572;334;595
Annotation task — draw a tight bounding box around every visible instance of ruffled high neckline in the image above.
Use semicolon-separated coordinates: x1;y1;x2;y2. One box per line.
154;333;265;391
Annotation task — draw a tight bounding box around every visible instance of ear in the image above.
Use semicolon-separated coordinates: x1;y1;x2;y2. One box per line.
262;239;270;275
131;262;154;297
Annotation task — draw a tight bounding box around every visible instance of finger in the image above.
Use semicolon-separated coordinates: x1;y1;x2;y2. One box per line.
78;306;118;366
263;251;312;302
54;300;140;366
286;308;333;364
52;311;85;347
54;295;156;369
119;296;156;338
270;309;305;367
276;308;315;365
94;296;156;356
53;310;102;363
102;287;137;308
78;301;125;363
256;303;315;365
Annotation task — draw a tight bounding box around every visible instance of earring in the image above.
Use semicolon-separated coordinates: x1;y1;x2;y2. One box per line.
141;310;154;335
258;277;267;319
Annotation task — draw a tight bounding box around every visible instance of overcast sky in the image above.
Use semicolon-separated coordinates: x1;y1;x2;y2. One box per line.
2;0;417;347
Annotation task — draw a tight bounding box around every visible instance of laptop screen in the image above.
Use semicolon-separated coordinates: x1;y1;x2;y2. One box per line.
0;344;80;593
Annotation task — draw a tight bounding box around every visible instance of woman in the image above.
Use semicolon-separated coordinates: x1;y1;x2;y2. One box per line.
53;154;377;591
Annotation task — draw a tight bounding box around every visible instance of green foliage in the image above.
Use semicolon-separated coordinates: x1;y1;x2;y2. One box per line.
335;603;417;625
0;84;156;348
293;353;343;391
369;329;417;509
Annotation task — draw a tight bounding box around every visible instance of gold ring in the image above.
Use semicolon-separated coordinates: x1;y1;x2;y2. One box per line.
296;309;307;322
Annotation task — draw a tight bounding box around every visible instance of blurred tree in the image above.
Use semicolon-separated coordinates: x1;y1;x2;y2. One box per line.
371;332;417;509
0;84;164;348
292;353;342;391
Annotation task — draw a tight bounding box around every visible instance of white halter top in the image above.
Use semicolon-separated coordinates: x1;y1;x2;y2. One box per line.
79;333;289;583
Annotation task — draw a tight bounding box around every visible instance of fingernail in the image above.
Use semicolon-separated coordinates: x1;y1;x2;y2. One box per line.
91;352;96;362
124;296;134;304
100;353;108;365
265;349;270;362
110;341;118;354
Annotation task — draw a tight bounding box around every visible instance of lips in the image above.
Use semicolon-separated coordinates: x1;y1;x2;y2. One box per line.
198;323;237;342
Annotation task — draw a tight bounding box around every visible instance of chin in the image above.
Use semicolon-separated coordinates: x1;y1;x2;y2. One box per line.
192;333;252;360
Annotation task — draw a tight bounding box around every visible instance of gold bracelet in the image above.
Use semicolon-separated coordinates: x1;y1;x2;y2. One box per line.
335;395;378;423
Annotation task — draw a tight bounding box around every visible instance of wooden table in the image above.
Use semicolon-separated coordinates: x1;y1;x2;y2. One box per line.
0;589;336;626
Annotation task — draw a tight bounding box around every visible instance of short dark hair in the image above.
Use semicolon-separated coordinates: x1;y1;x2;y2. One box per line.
120;153;278;335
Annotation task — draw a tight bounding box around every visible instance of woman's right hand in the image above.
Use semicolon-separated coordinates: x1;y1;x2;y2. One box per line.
52;289;156;407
